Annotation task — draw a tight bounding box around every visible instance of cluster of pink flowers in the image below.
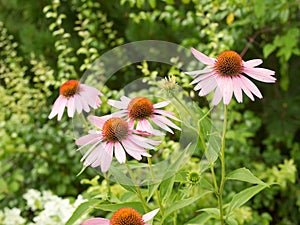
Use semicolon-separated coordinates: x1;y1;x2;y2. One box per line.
48;48;275;224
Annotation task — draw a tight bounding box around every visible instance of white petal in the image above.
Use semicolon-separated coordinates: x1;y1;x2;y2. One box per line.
67;96;75;117
212;87;223;105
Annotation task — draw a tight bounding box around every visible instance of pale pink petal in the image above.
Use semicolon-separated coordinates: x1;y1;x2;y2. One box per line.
126;134;159;149
122;143;143;160
120;96;132;105
81;218;110;225
154;110;181;121
185;67;213;76
74;95;83;114
239;78;255;101
107;99;128;109
83;146;101;167
232;76;243;103
88;115;111;129
142;208;160;222
114;141;126;163
67;96;75;117
217;77;233;105
78;94;90;112
191;48;216;65
75;133;101;146
212;87;223;105
49;95;65;119
198;76;218;96
101;142;113;172
153;100;170;109
243;59;263;67
190;71;215;85
110;110;129;118
240;76;262;98
243;67;276;83
150;117;173;133
152;115;181;131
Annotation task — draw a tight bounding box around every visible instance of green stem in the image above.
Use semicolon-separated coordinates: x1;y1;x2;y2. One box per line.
125;162;149;212
147;157;164;215
104;172;111;199
218;105;228;225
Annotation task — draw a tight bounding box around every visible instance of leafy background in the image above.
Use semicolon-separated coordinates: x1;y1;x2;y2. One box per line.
0;0;299;224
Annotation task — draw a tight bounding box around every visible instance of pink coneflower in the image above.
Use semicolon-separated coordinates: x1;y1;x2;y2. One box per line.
108;96;181;136
75;115;161;172
81;207;159;225
186;48;276;105
48;80;103;120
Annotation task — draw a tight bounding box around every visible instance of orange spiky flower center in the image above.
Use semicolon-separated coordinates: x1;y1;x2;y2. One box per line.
102;118;129;142
215;50;243;77
59;80;80;98
110;207;145;225
128;97;154;120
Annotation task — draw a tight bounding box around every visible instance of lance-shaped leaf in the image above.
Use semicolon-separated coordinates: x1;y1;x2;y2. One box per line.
226;167;267;186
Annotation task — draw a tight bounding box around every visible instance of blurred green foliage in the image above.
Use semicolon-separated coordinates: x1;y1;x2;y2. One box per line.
0;0;299;224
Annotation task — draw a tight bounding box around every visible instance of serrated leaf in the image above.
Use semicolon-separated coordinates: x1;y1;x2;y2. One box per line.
65;199;102;225
226;167;267;185
228;184;267;213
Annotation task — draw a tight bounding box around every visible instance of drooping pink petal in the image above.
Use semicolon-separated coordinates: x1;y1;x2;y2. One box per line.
153;100;170;109
126;134;160;149
212;87;223;105
191;48;216;65
120;96;132;105
198;76;218;96
154;109;181;121
243;67;276;83
107;99;128;109
75;133;101;146
239;78;255;101
243;59;263;67
240;76;262;98
114;141;126;163
185;67;213;76
83;145;101;167
67;96;75;117
88;115;111;129
80;218;110;225
142;208;160;222
190;71;215;85
217;77;233;105
152;115;181;132
97;142;113;172
232;76;243;103
74;95;83;114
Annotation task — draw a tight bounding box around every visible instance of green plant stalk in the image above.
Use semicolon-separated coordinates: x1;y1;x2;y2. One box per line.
147;157;165;215
125;162;149;212
218;105;228;225
104;172;111;199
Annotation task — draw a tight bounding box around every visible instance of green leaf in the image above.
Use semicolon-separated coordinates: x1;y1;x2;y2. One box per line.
198;207;219;217
163;191;212;220
65;199;102;225
226;217;239;225
263;44;276;58
184;212;212;225
160;176;175;204
228;184;268;213
226;167;267;185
